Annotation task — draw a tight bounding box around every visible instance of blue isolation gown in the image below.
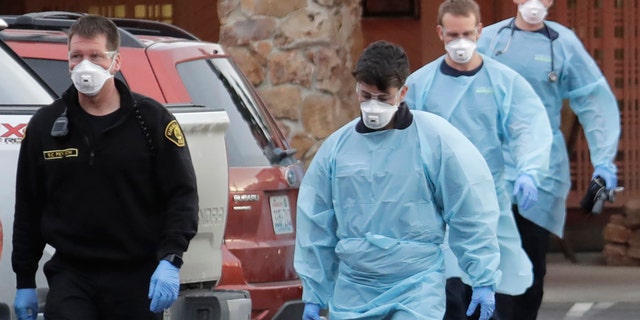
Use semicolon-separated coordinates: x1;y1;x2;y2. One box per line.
405;55;552;295
294;110;501;320
478;19;620;237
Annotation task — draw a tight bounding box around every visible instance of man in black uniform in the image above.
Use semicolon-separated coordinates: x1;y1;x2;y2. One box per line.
12;14;198;320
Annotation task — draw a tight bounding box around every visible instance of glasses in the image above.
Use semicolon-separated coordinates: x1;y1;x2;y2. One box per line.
68;50;117;64
442;27;478;41
356;85;399;103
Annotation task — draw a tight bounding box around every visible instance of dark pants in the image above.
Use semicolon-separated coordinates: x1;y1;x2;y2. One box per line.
444;277;511;320
511;205;550;320
43;255;162;320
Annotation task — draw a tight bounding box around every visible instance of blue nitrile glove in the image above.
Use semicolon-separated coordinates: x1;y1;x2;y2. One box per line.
513;173;538;210
302;303;321;320
593;165;617;189
466;286;495;320
14;288;38;320
148;260;180;313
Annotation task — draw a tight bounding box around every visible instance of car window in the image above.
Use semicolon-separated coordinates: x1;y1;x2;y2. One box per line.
177;58;277;167
0;48;53;105
23;58;127;97
21;55;284;168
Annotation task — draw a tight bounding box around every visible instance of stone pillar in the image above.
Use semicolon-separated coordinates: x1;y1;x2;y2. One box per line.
602;199;640;266
218;0;362;166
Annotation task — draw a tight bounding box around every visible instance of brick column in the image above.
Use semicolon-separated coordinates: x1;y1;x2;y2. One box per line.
218;0;362;165
602;199;640;266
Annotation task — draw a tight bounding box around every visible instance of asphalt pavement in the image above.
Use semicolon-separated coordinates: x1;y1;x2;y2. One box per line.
538;252;640;319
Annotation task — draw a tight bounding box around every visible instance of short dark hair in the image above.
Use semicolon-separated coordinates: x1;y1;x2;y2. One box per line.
68;14;120;51
437;0;481;26
352;40;410;92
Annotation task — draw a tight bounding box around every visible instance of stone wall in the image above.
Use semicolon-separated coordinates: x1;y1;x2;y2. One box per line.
218;0;363;166
602;199;640;266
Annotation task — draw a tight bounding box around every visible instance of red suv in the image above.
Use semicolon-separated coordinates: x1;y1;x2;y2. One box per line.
0;12;304;320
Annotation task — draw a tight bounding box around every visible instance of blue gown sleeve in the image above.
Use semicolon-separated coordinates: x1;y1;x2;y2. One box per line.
561;37;620;172
416;113;502;289
405;73;424;110
502;74;553;185
294;141;339;308
404;58;439;111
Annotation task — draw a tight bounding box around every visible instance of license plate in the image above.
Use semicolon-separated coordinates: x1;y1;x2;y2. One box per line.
270;195;293;234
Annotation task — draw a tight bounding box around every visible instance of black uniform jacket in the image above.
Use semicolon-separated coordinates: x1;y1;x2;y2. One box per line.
12;79;199;288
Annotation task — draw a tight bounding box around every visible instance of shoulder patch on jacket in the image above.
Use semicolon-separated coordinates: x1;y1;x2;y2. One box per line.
164;120;185;147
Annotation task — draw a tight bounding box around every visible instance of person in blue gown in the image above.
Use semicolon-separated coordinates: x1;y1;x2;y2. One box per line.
477;1;621;319
294;40;502;320
404;1;553;319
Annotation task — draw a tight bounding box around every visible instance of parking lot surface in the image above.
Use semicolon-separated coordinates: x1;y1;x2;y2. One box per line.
539;253;640;320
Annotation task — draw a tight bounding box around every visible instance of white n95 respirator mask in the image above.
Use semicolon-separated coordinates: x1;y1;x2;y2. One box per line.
70;59;115;96
360;99;398;130
519;0;548;24
445;38;477;64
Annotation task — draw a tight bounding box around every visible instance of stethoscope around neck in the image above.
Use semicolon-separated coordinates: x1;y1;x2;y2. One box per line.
489;18;558;83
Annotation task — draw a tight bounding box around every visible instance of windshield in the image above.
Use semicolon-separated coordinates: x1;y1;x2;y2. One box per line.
177;58;290;167
0;44;53;105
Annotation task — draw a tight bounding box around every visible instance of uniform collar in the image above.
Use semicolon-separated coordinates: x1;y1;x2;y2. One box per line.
511;18;560;41
440;59;484;77
62;78;136;114
61;78;136;132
